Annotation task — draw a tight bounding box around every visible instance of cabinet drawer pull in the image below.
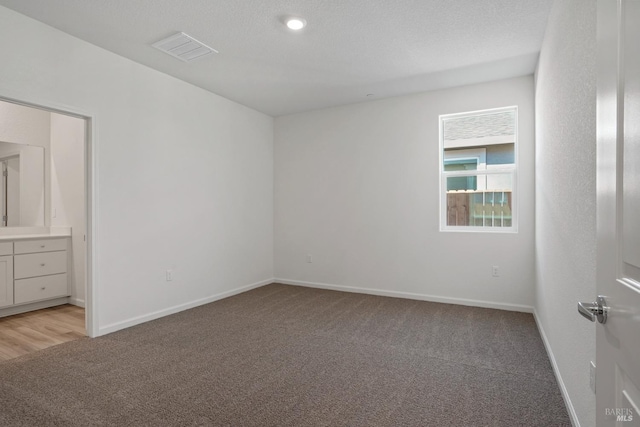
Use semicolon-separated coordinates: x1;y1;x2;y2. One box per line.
40;245;46;248
40;263;46;267
41;287;46;291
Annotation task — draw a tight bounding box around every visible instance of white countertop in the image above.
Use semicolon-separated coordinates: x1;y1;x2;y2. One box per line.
0;233;71;241
0;227;71;241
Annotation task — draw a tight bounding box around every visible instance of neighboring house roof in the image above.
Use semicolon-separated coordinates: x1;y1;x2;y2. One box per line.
444;110;515;141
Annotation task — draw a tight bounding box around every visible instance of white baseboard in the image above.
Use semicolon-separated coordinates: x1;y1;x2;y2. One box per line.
69;298;85;308
0;297;70;318
98;278;273;336
533;309;579;427
275;278;534;313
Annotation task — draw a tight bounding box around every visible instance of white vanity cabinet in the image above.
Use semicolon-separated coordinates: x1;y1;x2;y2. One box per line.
0;242;14;308
0;236;71;316
0;242;13;308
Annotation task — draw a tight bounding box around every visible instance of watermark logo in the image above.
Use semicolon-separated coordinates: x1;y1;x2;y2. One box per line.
605;408;634;422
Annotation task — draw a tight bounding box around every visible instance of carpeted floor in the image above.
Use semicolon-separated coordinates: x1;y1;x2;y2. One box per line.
0;283;570;426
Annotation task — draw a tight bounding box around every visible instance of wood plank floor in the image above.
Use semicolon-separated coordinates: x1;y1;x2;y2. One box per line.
0;305;86;362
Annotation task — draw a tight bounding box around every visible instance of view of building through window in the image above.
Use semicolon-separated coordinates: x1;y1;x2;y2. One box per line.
440;107;517;230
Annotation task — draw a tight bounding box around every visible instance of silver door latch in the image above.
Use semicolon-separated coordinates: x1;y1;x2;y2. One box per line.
578;295;608;324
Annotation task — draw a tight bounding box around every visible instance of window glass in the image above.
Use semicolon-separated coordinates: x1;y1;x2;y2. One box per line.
440;107;517;231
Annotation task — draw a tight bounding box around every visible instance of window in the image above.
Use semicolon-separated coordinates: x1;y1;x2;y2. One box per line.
439;107;517;232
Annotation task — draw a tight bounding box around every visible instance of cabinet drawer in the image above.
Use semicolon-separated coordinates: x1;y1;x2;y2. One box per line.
14;238;67;254
14;273;68;304
14;251;67;279
0;242;12;256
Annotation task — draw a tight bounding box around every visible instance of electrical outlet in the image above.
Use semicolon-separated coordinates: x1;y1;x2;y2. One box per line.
166;270;173;281
492;266;499;277
306;254;313;263
590;361;596;393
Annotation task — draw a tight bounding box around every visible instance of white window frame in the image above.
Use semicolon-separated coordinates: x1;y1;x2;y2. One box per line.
439;106;518;233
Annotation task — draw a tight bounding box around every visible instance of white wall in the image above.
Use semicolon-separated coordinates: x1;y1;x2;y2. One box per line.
0;101;48;226
534;0;597;426
275;76;535;310
0;6;274;335
0;100;50;146
16;145;45;226
50;112;86;306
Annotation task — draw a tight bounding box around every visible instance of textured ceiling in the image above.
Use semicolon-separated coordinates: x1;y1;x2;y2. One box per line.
0;0;553;116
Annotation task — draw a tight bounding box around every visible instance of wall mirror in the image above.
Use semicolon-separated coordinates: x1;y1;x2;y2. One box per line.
0;141;45;227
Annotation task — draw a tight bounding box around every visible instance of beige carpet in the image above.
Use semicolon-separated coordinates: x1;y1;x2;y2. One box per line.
0;283;570;426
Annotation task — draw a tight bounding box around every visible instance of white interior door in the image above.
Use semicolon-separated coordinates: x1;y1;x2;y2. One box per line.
595;0;640;425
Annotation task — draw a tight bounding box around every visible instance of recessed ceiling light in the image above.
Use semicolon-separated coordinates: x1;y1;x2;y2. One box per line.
286;17;307;30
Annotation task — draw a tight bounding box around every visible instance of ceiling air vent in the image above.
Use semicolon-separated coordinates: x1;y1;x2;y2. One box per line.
152;32;218;62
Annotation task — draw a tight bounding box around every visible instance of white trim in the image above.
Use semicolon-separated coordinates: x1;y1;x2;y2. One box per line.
85;114;98;338
533;309;579;427
0;151;20;160
444;134;515;149
442;168;514;177
0;90;95;119
275;278;533;313
69;297;85;308
440;105;519;120
439;106;519;233
0;90;99;338
98;278;273;336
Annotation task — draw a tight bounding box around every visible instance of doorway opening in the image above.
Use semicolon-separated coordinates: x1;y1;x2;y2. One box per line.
0;96;94;360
